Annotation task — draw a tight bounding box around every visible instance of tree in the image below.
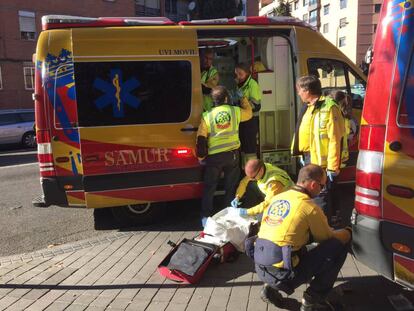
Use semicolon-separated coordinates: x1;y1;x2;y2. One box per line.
194;0;243;19
273;0;291;17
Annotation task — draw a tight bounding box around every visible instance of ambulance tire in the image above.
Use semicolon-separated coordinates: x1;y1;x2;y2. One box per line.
111;202;164;227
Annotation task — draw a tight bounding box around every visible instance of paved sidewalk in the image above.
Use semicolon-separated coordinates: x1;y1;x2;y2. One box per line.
0;229;413;311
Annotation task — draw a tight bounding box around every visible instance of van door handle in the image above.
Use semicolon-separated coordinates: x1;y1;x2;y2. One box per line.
389;141;402;152
180;127;198;132
83;155;100;162
386;185;414;199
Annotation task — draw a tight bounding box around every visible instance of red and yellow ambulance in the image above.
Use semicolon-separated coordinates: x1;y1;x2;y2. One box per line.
352;0;414;289
33;14;366;225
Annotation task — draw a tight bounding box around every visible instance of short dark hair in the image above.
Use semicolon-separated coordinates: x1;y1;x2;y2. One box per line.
235;62;251;75
297;75;322;96
297;164;325;184
211;86;229;106
200;48;213;58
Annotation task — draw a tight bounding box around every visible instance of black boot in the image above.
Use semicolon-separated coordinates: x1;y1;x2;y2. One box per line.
300;291;335;311
260;284;284;308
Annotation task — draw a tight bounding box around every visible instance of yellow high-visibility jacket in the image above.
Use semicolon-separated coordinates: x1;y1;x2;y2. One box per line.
292;96;346;172
236;163;293;215
258;187;350;267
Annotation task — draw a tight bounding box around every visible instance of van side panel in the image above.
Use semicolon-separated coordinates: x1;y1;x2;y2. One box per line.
354;0;414;289
382;1;414;227
71;27;203;208
382;1;414;287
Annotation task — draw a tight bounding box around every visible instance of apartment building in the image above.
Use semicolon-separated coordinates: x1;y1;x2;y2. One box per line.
259;0;383;68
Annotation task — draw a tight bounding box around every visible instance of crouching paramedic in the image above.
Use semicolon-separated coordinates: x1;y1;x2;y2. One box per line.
196;86;252;227
229;159;293;218
245;164;351;311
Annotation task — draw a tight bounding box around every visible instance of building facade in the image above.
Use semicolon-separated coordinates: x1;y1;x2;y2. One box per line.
259;0;383;68
0;0;191;110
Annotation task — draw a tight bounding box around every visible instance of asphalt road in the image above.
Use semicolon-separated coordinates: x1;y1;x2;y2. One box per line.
0;148;106;257
0;147;203;257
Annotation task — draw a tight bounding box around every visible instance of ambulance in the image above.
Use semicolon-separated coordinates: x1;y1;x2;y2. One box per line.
33;14;366;225
352;0;414;289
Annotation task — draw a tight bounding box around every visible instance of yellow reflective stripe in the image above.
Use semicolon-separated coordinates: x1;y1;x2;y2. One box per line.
230;106;237;132
209;140;239;152
314;113;322;165
209;112;216;136
320;133;328;139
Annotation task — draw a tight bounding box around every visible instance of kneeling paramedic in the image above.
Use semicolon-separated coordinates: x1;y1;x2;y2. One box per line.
196;86;252;227
245;164;351;311
230;159;293;218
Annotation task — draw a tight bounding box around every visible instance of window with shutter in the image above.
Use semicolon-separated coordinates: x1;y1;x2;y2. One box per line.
19;11;36;40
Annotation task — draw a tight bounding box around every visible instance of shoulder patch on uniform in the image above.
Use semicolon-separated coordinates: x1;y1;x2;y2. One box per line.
264;199;291;226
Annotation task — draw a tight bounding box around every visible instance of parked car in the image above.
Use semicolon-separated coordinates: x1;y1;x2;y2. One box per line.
0;109;36;148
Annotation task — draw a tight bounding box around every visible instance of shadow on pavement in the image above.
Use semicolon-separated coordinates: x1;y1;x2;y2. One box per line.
335;275;414;311
94;198;210;233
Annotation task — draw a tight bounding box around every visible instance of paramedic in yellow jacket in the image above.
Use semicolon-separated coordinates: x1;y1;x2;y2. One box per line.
291;75;346;221
229;159;293;217
235;62;262;164
200;49;219;112
246;164;351;309
196;86;252;227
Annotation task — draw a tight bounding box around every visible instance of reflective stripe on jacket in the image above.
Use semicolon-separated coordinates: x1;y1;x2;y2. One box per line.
257;163;294;194
341;118;350;167
203;105;241;155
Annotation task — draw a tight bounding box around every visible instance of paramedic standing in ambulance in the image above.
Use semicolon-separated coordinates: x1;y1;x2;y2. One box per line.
235;63;262;164
230;159;294;216
200;49;219;112
291;75;346;221
247;164;351;310
196;86;252;227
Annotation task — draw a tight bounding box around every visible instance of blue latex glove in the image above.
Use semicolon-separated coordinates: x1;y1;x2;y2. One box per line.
230;197;240;208
201;217;208;227
326;170;338;183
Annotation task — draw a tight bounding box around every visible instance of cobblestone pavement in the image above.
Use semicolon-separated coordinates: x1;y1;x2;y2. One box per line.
0;230;413;311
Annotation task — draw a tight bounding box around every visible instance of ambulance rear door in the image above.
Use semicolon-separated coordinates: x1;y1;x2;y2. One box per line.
381;14;414;288
382;23;414;227
71;27;203;208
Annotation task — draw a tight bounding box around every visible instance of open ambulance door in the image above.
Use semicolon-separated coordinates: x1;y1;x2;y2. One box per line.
196;29;297;175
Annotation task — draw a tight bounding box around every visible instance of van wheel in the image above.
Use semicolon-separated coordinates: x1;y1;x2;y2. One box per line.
111;202;164;227
22;131;36;148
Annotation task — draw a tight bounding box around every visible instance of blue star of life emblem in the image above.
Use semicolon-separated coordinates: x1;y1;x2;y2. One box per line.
93;69;140;118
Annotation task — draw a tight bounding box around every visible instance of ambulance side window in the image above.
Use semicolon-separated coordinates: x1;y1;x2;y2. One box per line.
307;58;366;109
308;58;347;95
397;48;414;128
75;60;192;127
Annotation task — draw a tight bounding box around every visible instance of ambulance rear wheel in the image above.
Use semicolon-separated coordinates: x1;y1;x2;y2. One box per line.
111;202;164;227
